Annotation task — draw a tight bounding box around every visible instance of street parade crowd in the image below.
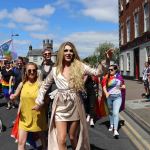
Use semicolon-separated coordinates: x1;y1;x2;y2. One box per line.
0;41;126;150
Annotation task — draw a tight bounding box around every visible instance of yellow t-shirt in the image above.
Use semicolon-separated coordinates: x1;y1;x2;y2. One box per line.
19;81;47;132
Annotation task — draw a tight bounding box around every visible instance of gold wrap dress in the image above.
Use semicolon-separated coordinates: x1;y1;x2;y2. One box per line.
36;64;100;150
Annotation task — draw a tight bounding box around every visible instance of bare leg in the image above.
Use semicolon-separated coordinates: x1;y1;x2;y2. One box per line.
68;121;80;150
55;121;67;150
18;129;28;150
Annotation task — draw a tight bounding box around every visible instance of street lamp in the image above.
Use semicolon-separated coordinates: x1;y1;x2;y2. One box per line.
11;34;19;39
11;33;19;60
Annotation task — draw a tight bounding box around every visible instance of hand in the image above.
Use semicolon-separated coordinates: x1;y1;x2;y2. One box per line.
106;92;110;98
105;48;114;59
32;104;41;111
120;84;125;89
10;94;16;100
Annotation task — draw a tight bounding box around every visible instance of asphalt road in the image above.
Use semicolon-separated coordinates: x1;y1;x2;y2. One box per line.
0;97;137;150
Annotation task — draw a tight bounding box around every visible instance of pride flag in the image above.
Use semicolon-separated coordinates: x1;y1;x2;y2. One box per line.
0;40;12;52
95;73;126;118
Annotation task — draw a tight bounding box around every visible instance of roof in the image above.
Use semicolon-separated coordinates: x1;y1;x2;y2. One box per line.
27;49;42;56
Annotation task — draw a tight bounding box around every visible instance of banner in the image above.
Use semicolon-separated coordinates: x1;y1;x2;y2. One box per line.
0;40;12;52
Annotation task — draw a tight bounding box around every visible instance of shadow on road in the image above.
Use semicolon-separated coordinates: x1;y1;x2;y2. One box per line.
0;102;6;107
90;144;106;150
98;120;125;131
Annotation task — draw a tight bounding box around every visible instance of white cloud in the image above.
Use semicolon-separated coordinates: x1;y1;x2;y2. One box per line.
63;31;119;57
7;22;16;29
30;33;54;40
80;0;118;23
13;39;30;45
0;9;8;20
24;24;47;32
0;22;16;29
54;0;70;9
0;4;55;31
31;4;55;16
10;7;47;24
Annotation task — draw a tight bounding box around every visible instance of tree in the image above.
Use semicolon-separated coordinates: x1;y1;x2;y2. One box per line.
83;42;120;66
95;42;120;64
83;55;97;66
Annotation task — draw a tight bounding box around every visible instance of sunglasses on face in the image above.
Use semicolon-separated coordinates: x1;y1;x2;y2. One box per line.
27;69;37;74
64;49;73;53
44;52;51;56
109;68;114;72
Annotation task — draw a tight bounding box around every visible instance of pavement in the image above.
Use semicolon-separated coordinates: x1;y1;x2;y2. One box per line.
124;79;150;127
122;79;150;149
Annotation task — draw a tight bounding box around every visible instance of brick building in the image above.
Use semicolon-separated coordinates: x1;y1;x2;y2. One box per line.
119;0;150;79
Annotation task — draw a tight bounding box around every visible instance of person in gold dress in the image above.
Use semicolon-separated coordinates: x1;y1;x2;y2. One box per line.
10;62;48;150
33;41;113;150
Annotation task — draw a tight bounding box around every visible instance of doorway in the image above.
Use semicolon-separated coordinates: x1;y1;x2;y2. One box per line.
134;48;140;80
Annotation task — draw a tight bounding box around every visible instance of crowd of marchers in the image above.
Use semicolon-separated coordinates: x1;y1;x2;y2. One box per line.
0;41;126;150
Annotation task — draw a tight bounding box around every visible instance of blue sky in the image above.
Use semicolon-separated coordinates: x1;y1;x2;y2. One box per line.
0;0;119;58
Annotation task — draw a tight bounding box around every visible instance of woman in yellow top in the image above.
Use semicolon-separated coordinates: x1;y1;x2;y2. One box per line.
10;62;48;150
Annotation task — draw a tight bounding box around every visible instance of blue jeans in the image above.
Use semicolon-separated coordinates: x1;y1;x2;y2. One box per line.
107;94;122;130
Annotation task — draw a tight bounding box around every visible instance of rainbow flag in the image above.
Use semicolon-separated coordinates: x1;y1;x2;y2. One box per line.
95;73;126;118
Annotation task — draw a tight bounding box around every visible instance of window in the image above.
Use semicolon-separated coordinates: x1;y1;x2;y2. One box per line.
144;3;150;32
127;53;130;71
33;56;37;62
120;0;123;11
120;55;124;71
120;26;124;45
126;19;131;42
134;13;139;38
126;0;129;4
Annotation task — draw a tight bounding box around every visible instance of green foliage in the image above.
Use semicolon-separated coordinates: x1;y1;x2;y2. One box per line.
83;42;120;65
95;42;114;61
83;55;97;66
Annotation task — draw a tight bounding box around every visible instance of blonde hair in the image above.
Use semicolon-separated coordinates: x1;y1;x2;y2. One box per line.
55;41;84;91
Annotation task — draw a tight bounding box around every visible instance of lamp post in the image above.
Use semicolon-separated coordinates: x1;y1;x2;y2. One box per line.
11;33;19;60
11;34;19;37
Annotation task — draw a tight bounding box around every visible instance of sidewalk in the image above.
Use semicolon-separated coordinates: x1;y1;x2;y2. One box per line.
125;79;145;100
124;79;150;130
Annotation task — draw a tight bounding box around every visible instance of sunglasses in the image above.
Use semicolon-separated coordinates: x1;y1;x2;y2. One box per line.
44;52;51;56
27;69;37;74
109;69;114;71
64;49;73;53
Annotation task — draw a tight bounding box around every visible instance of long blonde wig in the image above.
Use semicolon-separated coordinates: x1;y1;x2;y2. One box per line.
55;41;84;91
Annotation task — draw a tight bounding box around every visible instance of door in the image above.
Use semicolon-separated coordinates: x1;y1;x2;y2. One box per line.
134;48;140;80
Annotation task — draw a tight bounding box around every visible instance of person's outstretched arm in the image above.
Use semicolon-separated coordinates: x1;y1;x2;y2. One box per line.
32;71;54;110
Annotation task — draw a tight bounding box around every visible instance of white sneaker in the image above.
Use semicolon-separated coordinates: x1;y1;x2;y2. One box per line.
86;115;90;122
113;130;119;139
90;118;94;127
108;125;113;131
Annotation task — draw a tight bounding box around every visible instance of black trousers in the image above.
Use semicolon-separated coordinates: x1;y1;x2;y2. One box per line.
84;93;97;118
